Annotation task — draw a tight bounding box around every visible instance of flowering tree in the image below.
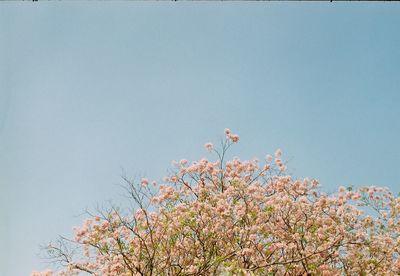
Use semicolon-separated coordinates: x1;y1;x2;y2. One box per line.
33;129;400;276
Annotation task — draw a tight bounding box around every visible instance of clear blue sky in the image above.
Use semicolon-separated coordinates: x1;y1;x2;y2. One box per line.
1;2;400;275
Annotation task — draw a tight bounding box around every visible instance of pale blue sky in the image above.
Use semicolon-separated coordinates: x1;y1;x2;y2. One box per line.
1;3;400;275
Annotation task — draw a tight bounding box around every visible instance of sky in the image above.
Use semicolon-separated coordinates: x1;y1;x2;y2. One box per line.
1;2;400;275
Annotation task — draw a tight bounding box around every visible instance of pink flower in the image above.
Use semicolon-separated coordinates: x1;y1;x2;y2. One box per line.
179;159;188;166
134;209;145;220
230;134;240;143
187;265;197;273
275;148;282;158
141;178;149;187
204;142;213;152
242;248;254;256
352;192;361;200
31;270;53;276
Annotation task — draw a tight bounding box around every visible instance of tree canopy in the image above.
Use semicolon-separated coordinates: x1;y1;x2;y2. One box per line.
33;129;400;276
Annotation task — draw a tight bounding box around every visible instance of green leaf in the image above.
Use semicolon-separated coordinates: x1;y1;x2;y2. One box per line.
347;186;353;191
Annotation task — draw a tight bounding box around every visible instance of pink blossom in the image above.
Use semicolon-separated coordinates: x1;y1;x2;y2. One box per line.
275;148;282;158
204;142;213;152
230;134;240;143
141;178;149;187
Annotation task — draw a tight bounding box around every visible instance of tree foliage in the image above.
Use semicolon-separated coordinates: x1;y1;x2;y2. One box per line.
33;129;400;276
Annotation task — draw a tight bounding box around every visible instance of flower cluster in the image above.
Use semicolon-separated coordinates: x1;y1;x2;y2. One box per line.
35;129;400;275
